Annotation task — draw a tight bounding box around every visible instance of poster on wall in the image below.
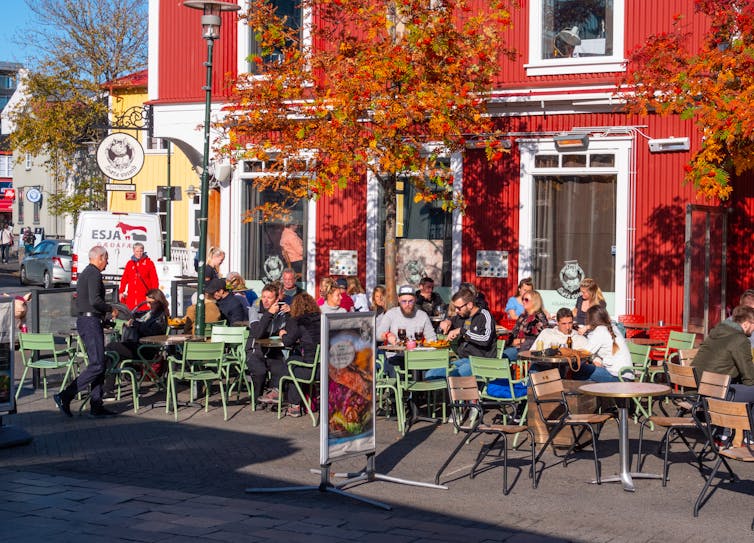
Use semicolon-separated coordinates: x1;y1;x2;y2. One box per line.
475;250;508;278
320;312;376;465
329;250;358;276
396;239;444;286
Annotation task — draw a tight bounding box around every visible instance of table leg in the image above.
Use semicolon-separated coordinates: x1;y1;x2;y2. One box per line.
590;401;663;491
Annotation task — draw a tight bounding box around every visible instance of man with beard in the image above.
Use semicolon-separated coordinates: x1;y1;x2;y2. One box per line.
376;285;437;375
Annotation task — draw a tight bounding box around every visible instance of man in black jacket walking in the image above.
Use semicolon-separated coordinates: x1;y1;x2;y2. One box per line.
54;246;117;418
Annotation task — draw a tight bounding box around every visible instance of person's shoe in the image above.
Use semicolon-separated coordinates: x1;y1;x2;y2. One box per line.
53;393;72;418
88;407;118;418
258;388;280;404
287;405;303;418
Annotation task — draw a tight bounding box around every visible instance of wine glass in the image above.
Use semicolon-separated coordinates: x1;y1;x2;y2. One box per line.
414;329;425;345
397;328;407;344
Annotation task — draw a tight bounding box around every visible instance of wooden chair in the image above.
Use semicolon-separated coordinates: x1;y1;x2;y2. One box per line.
693;398;754;529
530;369;614;484
166;341;228;421
637;365;730;486
434;376;536;495
668;348;698;366
16;333;76;400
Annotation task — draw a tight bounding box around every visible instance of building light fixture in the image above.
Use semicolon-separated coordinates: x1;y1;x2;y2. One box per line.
553;133;589;151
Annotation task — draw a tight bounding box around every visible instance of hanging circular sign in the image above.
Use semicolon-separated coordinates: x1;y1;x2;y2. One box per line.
26;188;42;203
96;132;145;181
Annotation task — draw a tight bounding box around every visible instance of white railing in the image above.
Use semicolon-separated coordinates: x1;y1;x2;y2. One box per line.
169;247;197;277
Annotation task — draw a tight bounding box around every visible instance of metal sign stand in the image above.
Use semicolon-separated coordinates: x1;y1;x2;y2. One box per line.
245;452;446;511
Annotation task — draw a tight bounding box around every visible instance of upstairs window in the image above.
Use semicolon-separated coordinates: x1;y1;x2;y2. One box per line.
527;0;625;76
248;0;302;75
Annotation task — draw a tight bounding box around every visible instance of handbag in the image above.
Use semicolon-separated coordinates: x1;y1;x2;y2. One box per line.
558;347;586;373
121;323;139;344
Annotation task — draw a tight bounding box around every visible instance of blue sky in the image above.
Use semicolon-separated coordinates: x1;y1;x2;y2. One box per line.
0;0;34;65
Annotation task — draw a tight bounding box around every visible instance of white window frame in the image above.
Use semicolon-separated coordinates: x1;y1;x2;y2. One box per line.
142;134;170;155
526;0;625;76
24;153;32;170
518;136;631;316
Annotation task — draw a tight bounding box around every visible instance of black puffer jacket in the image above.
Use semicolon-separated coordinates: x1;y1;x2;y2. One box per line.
282;312;321;363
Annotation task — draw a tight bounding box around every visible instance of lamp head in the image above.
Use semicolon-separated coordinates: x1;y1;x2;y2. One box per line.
183;0;240;40
556;26;581;47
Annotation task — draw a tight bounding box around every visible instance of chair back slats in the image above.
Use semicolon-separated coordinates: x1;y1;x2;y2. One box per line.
496;339;506;359
530;368;563;398
673;348;698;366
447;376;480;403
19;332;56;352
470;356;514;382
210;326;246;345
698;371;731;400
666;361;698;389
405;349;450;371
628;342;650;366
183;341;225;362
667;331;697;351
705;398;752;448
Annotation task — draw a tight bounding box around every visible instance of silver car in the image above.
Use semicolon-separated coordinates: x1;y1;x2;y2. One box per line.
20;239;73;288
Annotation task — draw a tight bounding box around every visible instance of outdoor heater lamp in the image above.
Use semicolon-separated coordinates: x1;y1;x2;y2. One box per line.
183;0;240;336
554;133;589;151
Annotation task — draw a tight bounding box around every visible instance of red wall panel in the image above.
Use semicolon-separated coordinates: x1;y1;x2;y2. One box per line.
157;1;239;102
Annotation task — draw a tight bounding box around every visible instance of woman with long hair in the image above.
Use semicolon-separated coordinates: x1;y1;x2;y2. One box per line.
346;276;370;312
106;288;170;370
279;292;321;417
503;289;549;362
371;285;387;317
204;247;226;281
505;277;533;319
573;306;632;382
319;278;346;314
573;277;606;327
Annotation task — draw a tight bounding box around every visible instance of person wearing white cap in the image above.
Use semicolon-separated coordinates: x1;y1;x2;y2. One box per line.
376;285;437;375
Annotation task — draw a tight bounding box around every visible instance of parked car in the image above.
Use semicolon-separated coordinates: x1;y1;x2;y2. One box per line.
20;239;72;288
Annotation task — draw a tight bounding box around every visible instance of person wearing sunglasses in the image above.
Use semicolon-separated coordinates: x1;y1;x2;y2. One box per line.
503;290;549;363
426;286;497;379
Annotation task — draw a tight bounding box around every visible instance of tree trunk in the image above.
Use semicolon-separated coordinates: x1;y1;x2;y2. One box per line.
383;174;398;308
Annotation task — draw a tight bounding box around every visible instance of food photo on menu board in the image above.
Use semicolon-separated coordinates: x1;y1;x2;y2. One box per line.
324;315;376;459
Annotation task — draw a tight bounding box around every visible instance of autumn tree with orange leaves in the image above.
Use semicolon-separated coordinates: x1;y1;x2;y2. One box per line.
622;0;754;201
221;0;515;304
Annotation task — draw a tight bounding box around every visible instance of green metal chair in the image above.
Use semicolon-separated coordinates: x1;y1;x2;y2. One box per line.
166;341;227;421
375;353;404;433
496;338;506;359
82;351;140;414
619;342;653;425
396;348;450;433
210;325;254;408
277;345;320;427
648;330;697;382
470;355;529;426
16;332;76;400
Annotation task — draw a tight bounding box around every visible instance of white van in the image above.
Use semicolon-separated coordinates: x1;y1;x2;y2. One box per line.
72;211;164;284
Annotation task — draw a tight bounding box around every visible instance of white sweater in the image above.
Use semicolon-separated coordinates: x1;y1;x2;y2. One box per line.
585;325;632;377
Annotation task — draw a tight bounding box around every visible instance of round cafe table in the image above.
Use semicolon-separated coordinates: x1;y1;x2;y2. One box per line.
579;382;670;492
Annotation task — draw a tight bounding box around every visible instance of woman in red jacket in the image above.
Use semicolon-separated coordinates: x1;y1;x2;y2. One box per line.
119;242;159;310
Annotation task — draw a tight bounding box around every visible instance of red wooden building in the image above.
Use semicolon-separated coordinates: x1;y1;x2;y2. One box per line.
148;0;754;334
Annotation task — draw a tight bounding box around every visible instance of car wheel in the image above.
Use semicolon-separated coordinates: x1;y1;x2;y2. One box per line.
20;266;27;285
43;271;52;289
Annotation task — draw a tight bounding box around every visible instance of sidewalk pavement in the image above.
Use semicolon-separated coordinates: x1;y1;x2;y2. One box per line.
1;376;753;542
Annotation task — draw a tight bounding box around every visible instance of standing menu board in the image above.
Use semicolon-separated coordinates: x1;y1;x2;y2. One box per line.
320;312;376;464
0;299;16;414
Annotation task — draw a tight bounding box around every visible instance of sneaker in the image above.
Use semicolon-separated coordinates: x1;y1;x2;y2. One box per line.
258;388;280;404
287;405;303;418
53;393;73;418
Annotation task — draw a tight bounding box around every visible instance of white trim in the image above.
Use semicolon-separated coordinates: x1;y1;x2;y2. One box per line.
518;136;632;316
365;170;379;296
451;152;463;291
527;0;625;77
148;0;159;101
306;198;316;294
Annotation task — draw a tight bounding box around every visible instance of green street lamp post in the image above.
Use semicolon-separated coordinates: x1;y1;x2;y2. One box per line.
183;0;240;336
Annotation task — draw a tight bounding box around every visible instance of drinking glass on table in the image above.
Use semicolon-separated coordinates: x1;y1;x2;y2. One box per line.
414;329;425;345
397;328;407;344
